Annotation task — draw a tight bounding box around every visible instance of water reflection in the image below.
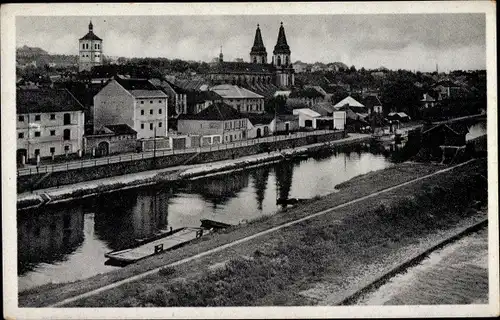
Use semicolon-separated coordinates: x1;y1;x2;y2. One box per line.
18;208;84;274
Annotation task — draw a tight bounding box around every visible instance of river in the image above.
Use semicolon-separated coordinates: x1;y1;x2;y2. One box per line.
17;121;486;291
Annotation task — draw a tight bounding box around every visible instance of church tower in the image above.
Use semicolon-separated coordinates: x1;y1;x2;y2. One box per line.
272;22;294;88
79;20;103;72
250;24;267;64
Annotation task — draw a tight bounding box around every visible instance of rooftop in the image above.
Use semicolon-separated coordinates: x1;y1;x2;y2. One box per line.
211;84;264;99
332;96;365;109
209;61;275;75
114;75;167;98
178;102;246;121
17;88;85;114
104;124;137;135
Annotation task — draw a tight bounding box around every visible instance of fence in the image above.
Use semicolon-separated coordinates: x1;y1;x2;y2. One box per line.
17;130;338;176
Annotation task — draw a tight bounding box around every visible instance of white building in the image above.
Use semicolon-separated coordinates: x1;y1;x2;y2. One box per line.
93;75;168;139
79;21;103;72
16;88;85;164
210;84;265;113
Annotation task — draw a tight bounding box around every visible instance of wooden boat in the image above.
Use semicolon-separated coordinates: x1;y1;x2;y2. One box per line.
276;197;307;206
104;227;208;264
200;219;233;230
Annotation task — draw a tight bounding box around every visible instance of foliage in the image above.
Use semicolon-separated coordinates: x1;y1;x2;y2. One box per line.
264;95;289;114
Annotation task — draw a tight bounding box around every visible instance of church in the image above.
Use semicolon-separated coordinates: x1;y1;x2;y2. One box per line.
208;22;295;91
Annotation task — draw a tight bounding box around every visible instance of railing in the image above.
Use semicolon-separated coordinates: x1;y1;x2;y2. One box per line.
17;129;340;176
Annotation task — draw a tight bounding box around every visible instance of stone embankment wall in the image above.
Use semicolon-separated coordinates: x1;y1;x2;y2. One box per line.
18;131;345;193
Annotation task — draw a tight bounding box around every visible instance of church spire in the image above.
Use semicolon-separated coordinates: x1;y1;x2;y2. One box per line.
273;21;290;55
89;20;93;32
250;23;267;64
251;24;266;53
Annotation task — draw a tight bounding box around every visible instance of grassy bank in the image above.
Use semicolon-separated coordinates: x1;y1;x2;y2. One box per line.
18;160;483;307
64;158;487;307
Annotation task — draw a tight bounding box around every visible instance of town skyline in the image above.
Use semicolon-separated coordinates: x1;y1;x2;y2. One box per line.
16;14;486;73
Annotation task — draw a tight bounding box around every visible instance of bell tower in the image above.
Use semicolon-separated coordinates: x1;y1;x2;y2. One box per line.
78;20;103;72
250;24;267;64
272;22;294;88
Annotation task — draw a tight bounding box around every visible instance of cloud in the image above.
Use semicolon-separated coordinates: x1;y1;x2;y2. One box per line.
16;14;486;71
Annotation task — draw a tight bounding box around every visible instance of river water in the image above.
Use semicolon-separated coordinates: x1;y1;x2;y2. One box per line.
17;122;486;291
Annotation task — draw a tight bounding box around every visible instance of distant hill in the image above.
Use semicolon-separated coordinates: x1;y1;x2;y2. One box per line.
16;45;77;68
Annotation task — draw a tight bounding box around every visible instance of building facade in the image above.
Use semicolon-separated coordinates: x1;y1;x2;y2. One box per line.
93;76;168;139
210;84;265;114
177;103;249;144
79;21;103;72
16;89;85;163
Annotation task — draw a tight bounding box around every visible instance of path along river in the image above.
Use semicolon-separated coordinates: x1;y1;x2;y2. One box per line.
17;122;486;292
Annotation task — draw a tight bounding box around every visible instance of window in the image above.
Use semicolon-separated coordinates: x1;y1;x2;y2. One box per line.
18;132;24;139
50;147;55;154
159;122;162;128
50;114;56;120
158;109;162;114
150;123;153;130
141;109;144;115
18;115;24;122
140;100;144;104
141;123;144;129
50;130;56;136
150;101;153;104
150;109;153;115
63;129;70;140
158;100;162;103
34;131;41;137
34;149;40;156
63;113;70;125
35;115;41;121
64;145;70;151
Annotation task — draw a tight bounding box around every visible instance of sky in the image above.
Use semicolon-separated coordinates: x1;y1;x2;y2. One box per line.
16;14;486;72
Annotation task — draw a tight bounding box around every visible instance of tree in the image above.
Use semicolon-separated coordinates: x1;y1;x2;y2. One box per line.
330;87;349;104
349;65;357;72
264;96;288;114
381;77;422;118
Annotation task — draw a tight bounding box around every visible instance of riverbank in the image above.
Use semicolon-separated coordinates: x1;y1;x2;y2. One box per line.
17;134;371;210
17;130;347;193
18;158;487;307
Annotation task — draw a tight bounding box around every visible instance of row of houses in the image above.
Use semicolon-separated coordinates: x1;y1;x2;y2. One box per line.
17;74;347;164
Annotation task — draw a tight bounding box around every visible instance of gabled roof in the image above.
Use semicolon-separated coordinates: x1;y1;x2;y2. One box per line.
178;102;245;121
246;113;275;125
16;88;85;114
421;93;436;102
211;84;264;99
332;96;365;109
310;101;335;116
104;124;137;135
114;75;167;98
